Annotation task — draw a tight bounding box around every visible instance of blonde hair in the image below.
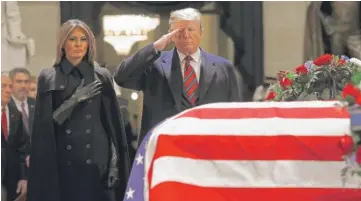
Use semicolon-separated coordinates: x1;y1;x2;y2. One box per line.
169;8;203;31
53;19;96;66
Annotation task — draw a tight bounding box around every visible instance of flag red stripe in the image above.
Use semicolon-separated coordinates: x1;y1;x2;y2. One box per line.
176;107;349;119
150;182;361;201
154;135;344;161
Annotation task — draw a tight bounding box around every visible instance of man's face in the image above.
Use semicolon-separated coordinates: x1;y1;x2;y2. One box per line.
12;72;30;101
170;20;202;55
28;81;37;99
1;75;13;106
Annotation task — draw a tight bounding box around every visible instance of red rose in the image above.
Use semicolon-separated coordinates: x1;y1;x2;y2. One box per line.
342;83;361;98
280;77;292;89
295;64;308;74
338;59;346;66
313;54;333;66
339;135;354;155
266;91;276;100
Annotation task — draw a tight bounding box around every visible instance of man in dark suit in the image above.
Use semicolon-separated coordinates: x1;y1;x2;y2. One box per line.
113;7;242;144
1;72;30;201
8;68;36;136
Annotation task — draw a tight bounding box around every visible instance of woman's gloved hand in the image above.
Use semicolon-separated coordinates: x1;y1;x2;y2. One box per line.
52;79;102;125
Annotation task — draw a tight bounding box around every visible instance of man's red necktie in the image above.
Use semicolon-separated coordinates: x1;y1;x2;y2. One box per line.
183;56;199;105
2;107;8;141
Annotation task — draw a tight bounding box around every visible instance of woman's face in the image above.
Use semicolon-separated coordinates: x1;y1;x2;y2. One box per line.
63;27;89;61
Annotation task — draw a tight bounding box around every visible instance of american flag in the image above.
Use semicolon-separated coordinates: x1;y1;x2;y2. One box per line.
124;101;361;201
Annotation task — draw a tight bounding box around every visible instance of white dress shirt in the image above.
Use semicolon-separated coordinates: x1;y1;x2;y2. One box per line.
12;96;29;116
177;48;202;81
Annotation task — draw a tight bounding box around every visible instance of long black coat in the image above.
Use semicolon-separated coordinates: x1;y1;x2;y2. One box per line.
26;64;130;201
1;104;30;201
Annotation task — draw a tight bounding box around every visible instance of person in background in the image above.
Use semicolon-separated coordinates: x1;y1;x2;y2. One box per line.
26;19;130;201
1;72;30;201
28;76;37;99
8;68;35;136
114;8;241;144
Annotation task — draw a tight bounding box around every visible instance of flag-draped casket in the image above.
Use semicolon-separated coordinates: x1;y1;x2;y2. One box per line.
124;101;361;201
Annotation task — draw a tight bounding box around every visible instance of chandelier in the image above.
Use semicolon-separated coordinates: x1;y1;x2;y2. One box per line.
103;15;160;55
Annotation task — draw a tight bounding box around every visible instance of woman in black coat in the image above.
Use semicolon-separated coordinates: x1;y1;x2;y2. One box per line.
26;19;130;201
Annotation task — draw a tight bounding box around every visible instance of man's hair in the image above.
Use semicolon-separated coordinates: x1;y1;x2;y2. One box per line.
169;7;203;31
9;68;31;80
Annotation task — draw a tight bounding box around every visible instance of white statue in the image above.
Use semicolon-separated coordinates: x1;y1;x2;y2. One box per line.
320;2;361;59
1;1;35;72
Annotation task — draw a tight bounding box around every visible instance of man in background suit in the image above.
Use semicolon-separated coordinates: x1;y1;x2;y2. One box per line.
1;72;30;201
114;8;241;144
8;68;35;136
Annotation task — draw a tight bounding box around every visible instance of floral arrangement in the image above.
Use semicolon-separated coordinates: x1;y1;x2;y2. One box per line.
266;54;361;103
265;54;361;186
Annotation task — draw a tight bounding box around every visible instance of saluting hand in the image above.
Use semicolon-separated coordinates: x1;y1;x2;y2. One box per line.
153;28;182;51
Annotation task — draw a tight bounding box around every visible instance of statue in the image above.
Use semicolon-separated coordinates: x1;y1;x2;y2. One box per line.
304;2;361;60
1;1;35;72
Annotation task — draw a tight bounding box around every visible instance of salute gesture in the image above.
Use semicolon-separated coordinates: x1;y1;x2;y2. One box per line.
154;28;182;51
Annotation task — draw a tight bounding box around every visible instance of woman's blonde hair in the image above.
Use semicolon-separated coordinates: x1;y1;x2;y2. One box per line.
53;19;96;66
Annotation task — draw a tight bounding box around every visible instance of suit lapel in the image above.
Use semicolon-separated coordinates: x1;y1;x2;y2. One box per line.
28;99;35;133
8;98;16;110
161;49;183;112
8;107;18;143
28;100;35;115
198;51;216;102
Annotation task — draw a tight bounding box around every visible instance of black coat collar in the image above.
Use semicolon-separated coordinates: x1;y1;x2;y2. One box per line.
39;60;96;94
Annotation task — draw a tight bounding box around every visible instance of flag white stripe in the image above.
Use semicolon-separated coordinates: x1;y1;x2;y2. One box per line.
155;117;350;136
144;101;351;201
151;156;360;189
195;101;343;109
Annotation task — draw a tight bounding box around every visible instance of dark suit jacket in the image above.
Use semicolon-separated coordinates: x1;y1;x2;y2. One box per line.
113;44;241;143
1;104;30;201
8;97;35;136
26;63;130;201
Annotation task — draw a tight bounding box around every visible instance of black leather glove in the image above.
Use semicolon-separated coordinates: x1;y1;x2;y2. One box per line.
53;79;102;125
107;141;119;188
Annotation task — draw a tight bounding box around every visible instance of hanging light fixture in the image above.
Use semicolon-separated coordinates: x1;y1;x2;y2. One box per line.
103;15;160;55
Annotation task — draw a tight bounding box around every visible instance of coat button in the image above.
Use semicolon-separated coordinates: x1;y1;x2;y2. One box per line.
86;129;91;134
86;144;91;149
87;99;92;103
60;85;65;89
86;159;92;164
66;145;72;150
67;161;72;166
86;114;91;119
66;129;71;134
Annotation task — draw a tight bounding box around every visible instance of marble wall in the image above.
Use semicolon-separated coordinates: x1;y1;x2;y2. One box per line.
263;1;309;78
